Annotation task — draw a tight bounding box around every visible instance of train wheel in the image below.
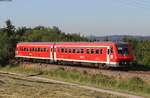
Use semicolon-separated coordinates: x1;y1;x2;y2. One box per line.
56;60;62;65
98;63;108;69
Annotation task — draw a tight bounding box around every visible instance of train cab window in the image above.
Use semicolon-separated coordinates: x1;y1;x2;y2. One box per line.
91;49;94;54
69;49;72;53
110;47;113;53
61;48;64;53
86;49;90;54
73;49;76;53
96;49;99;54
81;49;84;54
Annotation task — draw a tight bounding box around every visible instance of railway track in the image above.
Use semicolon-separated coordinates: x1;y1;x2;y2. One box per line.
20;62;150;82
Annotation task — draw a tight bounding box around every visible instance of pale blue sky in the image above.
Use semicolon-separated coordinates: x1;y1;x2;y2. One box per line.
0;0;150;36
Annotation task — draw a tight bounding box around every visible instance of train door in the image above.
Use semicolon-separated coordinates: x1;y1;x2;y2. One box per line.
50;45;57;62
107;46;110;64
53;45;57;61
50;46;53;60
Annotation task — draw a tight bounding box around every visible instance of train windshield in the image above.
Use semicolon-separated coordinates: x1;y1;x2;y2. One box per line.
117;44;130;56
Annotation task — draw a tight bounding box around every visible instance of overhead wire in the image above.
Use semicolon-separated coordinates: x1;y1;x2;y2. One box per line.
115;0;150;9
0;0;12;1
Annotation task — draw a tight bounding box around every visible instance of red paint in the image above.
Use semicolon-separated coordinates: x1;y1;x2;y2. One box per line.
15;42;134;67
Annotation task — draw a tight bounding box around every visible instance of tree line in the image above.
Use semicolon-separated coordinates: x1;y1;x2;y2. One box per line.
0;20;149;67
0;20;89;65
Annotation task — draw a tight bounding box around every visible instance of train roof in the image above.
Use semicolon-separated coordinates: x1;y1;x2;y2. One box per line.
17;41;128;46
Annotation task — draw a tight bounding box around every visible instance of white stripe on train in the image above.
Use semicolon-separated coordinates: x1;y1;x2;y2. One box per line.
15;55;119;67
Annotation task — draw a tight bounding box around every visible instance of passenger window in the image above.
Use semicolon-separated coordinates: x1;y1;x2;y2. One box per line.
38;48;41;52
24;48;26;51
96;49;99;54
65;48;68;53
61;48;64;53
34;48;36;52
41;48;43;52
44;48;47;52
58;48;60;52
76;49;80;53
100;49;103;54
107;49;110;54
69;49;72;53
33;48;35;52
86;49;90;54
22;47;24;51
81;49;84;54
73;49;76;53
30;48;32;51
91;49;94;54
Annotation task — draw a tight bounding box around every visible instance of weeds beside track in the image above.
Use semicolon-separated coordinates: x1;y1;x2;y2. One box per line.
0;65;150;97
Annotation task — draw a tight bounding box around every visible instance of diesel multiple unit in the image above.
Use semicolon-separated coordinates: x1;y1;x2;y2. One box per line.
15;42;133;67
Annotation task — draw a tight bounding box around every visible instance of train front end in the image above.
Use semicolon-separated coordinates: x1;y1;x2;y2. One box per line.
115;43;134;67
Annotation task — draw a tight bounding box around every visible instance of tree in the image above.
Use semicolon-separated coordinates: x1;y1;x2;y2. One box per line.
5;19;15;37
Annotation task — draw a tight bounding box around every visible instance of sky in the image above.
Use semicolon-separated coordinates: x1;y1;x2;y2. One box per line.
0;0;150;36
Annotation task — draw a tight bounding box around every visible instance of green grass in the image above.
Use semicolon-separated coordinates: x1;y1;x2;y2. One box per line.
0;65;150;98
0;71;123;98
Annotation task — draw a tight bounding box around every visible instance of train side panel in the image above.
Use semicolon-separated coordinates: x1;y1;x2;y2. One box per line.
16;43;53;59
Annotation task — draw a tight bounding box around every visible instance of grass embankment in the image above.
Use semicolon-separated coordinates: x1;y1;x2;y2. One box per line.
0;72;123;98
0;71;123;98
0;65;150;98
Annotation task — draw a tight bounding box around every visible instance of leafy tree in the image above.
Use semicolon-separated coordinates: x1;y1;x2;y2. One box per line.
4;19;15;37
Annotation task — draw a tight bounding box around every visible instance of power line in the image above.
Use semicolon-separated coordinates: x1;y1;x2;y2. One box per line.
0;0;12;1
132;0;150;7
116;0;149;8
115;0;150;9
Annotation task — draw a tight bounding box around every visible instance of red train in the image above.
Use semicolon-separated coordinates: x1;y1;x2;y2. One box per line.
15;42;133;68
